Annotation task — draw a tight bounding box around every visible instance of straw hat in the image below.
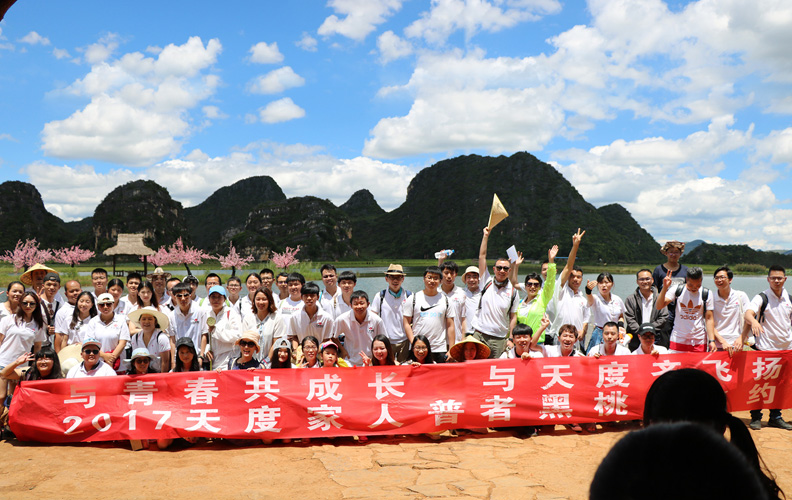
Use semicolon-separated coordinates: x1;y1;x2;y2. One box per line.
146;267;171;280
449;334;491;362
20;263;58;286
125;347;156;363
58;343;83;376
127;306;171;330
235;330;261;352
384;264;406;276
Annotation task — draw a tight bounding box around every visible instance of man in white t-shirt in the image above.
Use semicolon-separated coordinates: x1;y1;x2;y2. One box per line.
712;266;750;354
284;282;333;345
656;266;725;353
439;261;467;342
461;266;484;336
120;272;142;312
323;271;356;319
546;229;586;347
470;227;518;358
169;282;209;368
279;272;305;318
318;264;342;313
744;265;792;431
259;268;278;308
404;266;455;362
334;290;386;366
370;264;412;362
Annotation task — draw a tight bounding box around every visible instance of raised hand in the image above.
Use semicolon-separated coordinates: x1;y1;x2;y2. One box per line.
662;270;673;290
548;245;558;262
572;228;585;245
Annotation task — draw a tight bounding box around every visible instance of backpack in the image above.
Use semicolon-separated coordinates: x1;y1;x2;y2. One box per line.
477;280;518;319
379;288;412;303
756;292;769;323
668;284;710;331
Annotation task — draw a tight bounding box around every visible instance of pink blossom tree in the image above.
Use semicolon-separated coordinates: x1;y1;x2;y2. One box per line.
271;245;301;271
0;239;54;271
52;246;95;267
142;247;174;267
167;238;211;275
216;243;255;277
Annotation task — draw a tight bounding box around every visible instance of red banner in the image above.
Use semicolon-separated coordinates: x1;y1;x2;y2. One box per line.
9;351;792;442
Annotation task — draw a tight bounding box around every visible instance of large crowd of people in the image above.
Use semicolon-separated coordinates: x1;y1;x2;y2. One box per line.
1;228;791;449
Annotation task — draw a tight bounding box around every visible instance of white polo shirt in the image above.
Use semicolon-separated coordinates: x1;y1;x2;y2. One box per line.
334;309;386;367
207;305;242;371
748;288;792;351
286;306;334;342
170;302;209;354
84;314;130;353
712;288;750;343
549;283;589;337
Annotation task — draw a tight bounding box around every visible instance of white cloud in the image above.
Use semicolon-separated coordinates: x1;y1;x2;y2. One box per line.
0;27;14;51
405;0;561;45
249;41;283;64
154;143;414;210
202;105;227;119
24;161;139;220
318;0;404;41
755;128;792;165
42;36;222;166
258;98;306;123
18;31;51;46
52;48;70;59
377;31;412;63
545;119;792;246
296;32;318;52
365;50;565;158
81;33;120;64
42;95;189;166
248;66;305;94
0;133;17;142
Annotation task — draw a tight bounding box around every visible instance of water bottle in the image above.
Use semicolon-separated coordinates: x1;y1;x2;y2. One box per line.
434;249;454;259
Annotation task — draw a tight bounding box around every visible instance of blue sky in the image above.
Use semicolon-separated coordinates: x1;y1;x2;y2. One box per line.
1;0;791;249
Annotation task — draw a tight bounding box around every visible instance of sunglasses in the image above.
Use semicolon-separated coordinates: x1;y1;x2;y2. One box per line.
495;266;510;271
239;340;257;348
525;282;541;288
98;303;113;308
21;301;37;307
134;358;150;364
83;349;99;355
175;293;191;298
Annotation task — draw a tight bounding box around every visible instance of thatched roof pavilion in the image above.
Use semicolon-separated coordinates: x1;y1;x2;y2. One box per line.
103;233;155;276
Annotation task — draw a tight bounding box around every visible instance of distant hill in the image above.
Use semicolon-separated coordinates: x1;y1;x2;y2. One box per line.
684;239;706;254
681;243;792;268
350;153;660;262
0;181;72;251
340;189;385;219
596;204;660;262
230;196;359;261
184;176;286;251
87;180;188;252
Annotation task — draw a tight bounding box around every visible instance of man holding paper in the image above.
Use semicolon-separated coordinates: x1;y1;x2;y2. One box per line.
470;226;518;358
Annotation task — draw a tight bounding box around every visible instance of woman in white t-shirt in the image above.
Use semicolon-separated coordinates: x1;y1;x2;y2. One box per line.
61;291;97;349
0;281;24;321
585;272;626;353
0;291;46;401
242;288;283;361
127;306;172;373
